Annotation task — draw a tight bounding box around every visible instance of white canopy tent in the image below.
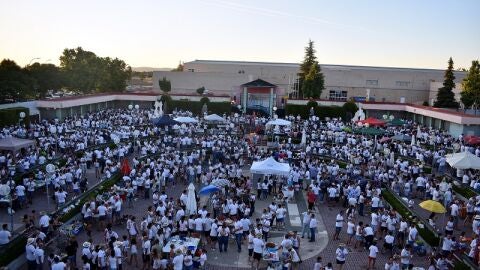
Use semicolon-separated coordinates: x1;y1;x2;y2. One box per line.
445;151;480;170
0;137;36;152
265;119;291;127
204;114;225;122
174;116;198;123
186;183;197;215
250;157;291;176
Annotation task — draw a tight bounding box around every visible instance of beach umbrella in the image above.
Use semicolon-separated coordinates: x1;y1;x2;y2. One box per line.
379;136;391;143
186;183;197;215
204;114;225;122
199;185;220;195
358;117;386;126
387;118;405;126
419;200;446;214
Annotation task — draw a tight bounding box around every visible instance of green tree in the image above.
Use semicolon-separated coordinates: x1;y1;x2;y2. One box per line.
200;96;210;105
158;77;171;93
60;47;100;93
434;57;459;108
60;47;131;93
196;86;205;95
0;59;35;101
171;61;184;72
25;63;63;98
302;64;324;98
299;40;324;98
460;60;480;109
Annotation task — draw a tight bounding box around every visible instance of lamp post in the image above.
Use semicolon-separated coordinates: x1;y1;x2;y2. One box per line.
50;125;58;155
134;104;140;110
8;165;16;233
128;104;133;111
19;112;26;135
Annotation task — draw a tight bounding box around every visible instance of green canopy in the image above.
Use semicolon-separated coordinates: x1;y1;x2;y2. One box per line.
387;118;405;126
353;127;386;136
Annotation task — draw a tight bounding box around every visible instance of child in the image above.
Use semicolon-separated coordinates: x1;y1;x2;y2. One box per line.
129;237;138;267
313;256;322;270
122;235;130;258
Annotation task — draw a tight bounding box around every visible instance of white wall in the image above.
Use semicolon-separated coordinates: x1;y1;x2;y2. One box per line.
0;101;40;115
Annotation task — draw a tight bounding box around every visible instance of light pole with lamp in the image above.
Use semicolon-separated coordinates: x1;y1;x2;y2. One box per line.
273;106;278;119
19;111;26;126
7;165;16;233
49;125;58;156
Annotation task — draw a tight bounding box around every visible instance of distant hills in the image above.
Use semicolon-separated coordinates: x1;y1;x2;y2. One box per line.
132;67;172;72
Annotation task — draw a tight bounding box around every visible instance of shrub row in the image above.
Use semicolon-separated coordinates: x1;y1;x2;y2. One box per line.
381;188;440;247
285;104;346;120
169;100;231;115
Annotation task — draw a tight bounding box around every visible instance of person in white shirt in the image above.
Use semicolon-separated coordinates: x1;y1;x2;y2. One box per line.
301;211;311;239
0;224;12;245
335;243;348;270
400;245;412;269
172;250;184;270
368;242;379;269
51;256;67;270
252;234;265;269
333;211;344;241
309;214;318;242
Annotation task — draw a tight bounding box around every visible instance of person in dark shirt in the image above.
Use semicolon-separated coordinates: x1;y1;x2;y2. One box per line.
65;237;79;267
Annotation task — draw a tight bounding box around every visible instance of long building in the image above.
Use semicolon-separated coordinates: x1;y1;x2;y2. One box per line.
153;59;466;105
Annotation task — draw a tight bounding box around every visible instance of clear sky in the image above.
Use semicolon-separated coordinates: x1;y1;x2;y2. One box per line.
1;0;479;69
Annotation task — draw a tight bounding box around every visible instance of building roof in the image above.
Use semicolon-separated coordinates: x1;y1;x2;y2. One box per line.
186;59;467;73
241;79;276;88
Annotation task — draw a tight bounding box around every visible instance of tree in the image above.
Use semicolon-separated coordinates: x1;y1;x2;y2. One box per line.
460;60;480;109
200;96;210;105
158;77;171;93
434;57;459;108
301;63;324;98
299;40;325;98
60;47;131;93
0;59;35;101
25;63;63;98
171;61;184;72
196;86;205;95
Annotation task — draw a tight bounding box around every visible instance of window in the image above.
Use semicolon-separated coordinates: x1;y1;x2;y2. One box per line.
329;90;348;101
366;80;378;86
238;70;245;74
395;81;410;87
187;68;195;72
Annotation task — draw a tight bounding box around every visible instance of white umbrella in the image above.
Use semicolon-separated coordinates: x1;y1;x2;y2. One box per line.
265;119;292;127
174;117;198;123
186;183;197;215
250;157;291;176
211;178;230;187
445;151;480;170
410;135;416;146
204;114;225;122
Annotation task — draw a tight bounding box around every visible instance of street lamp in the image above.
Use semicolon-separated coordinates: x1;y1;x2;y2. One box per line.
273;106;278;119
128;104;133;110
7;165;16;233
50;125;58;154
19;112;26;128
134;104;140;110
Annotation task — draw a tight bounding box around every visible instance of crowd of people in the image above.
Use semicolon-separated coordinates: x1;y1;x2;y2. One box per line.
0;107;479;270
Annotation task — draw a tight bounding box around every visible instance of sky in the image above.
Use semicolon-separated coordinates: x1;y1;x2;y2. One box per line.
1;0;479;69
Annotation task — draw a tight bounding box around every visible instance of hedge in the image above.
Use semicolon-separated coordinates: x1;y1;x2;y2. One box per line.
382;188;440;247
0;107;30;127
285;104;346;119
0;172;122;266
170;100;231;115
452;184;478;199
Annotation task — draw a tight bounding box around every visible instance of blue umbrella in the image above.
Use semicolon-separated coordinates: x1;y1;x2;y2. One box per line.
199;185;220;195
